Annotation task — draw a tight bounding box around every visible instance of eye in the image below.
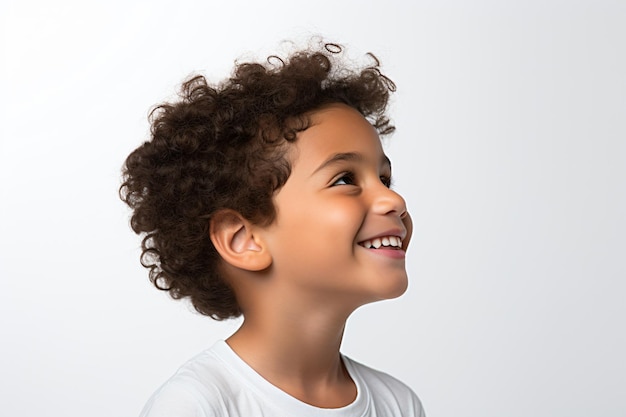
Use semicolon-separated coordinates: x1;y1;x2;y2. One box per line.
381;175;393;188
332;172;356;186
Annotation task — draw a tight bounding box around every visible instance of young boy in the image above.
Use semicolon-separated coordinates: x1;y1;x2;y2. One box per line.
121;42;425;417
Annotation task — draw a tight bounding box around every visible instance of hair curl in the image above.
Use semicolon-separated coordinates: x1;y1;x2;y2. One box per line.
120;42;396;319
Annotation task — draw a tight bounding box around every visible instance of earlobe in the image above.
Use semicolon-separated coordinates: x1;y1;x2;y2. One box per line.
209;210;272;271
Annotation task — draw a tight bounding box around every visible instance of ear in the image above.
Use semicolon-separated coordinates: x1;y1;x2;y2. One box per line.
209;210;272;271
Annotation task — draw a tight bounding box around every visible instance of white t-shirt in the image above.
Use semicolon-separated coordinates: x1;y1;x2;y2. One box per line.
139;340;425;417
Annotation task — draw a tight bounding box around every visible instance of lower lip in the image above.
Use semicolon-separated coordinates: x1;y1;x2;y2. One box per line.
362;247;406;259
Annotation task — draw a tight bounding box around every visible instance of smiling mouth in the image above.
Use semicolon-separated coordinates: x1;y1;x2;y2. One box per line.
359;236;403;250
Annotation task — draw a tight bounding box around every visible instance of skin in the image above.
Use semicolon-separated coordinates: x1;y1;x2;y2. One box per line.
211;103;413;408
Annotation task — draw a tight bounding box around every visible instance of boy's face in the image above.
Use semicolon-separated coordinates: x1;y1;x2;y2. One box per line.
259;103;412;308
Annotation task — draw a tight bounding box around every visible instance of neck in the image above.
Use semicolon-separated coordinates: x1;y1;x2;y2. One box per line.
226;301;356;407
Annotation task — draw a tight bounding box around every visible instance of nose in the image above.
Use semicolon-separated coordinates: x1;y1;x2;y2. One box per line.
371;183;412;248
371;183;407;218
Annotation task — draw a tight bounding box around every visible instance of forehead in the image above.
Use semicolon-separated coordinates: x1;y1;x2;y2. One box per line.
288;104;386;169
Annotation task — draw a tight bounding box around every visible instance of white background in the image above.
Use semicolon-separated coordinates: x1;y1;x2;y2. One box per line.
1;1;624;416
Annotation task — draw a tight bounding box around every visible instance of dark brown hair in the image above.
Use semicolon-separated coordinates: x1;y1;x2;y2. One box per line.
120;42;396;319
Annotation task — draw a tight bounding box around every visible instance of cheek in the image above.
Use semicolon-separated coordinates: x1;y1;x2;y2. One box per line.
309;198;364;229
401;212;413;250
323;199;362;231
280;197;362;249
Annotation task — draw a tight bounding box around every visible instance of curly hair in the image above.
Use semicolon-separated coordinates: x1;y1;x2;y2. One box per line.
120;42;396;319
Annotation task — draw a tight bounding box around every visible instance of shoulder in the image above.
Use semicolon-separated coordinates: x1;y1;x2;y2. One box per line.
344;356;426;417
139;348;234;417
139;378;213;417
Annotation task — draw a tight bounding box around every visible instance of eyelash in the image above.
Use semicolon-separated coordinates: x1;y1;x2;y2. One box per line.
333;172;356;186
332;172;393;188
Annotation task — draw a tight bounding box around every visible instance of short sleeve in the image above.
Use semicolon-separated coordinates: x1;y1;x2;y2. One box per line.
412;390;426;417
139;380;216;417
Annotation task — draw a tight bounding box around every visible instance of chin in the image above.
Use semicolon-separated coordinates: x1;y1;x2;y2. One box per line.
373;273;409;301
388;278;409;299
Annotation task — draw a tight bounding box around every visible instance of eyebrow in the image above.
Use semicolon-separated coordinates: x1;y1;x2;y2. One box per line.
311;152;391;175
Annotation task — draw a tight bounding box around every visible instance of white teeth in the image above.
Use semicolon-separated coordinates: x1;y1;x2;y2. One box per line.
361;236;402;249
